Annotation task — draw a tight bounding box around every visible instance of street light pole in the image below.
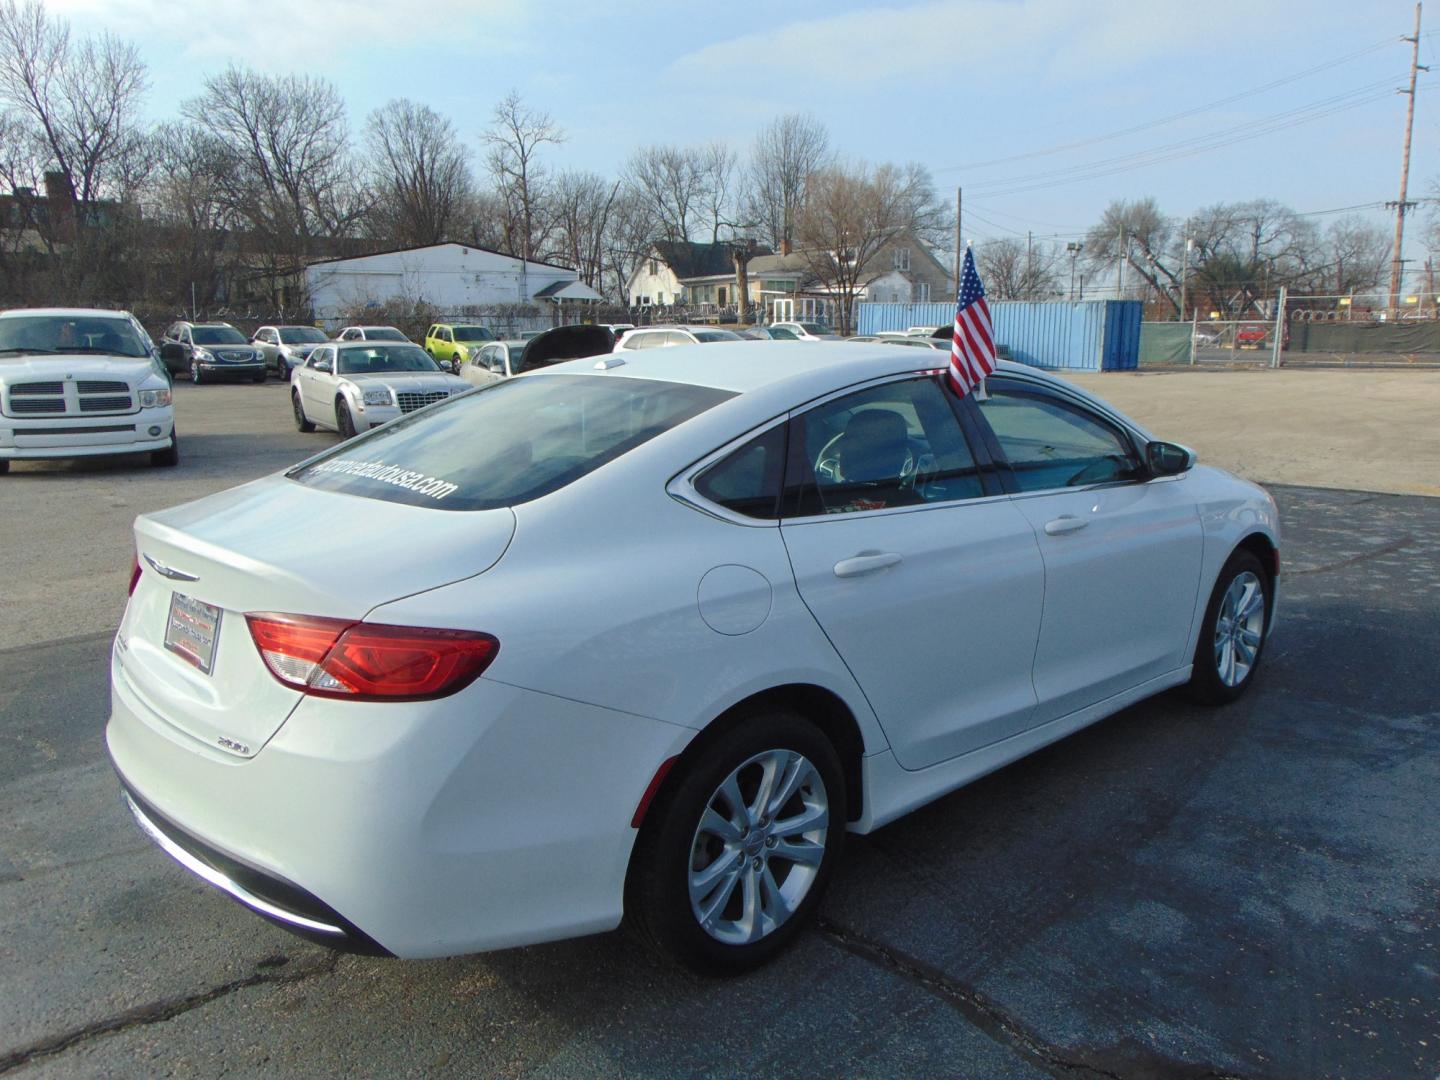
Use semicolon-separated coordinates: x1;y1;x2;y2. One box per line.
1066;242;1083;301
1179;233;1193;321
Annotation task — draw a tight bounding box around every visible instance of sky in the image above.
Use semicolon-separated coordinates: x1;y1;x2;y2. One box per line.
46;0;1440;287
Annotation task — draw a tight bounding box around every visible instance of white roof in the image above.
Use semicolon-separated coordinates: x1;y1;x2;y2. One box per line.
0;307;133;319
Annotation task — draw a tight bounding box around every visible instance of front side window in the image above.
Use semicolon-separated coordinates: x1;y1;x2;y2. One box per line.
977;380;1143;492
290;375;733;511
786;377;984;516
694;424;786;520
308;348;334;369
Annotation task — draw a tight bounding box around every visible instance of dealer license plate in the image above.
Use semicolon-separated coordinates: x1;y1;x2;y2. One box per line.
163;592;222;675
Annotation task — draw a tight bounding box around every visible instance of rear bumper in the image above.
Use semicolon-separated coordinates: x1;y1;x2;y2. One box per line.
119;783;391;955
0;407;174;458
107;640;693;958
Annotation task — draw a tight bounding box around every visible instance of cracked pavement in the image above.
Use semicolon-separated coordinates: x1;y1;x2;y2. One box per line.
1;382;1437;1077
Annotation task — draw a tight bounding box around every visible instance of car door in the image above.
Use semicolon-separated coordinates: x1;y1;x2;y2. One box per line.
970;375;1204;722
302;347;336;425
779;374;1047;771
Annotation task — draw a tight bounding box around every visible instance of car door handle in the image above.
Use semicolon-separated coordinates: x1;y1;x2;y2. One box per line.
833;552;903;578
1044;515;1089;536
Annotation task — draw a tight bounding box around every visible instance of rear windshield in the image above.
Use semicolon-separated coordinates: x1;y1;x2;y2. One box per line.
289;374;733;511
693;330;742;342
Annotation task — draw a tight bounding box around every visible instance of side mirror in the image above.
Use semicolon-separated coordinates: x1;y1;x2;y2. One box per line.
1147;440;1195;477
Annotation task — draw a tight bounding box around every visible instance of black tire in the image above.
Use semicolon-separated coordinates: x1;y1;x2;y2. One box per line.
190;360;203;385
151;429;179;467
335;398;357;439
1186;549;1270;705
0;459;9;474
626;710;845;974
292;390;315;432
253;370;267;384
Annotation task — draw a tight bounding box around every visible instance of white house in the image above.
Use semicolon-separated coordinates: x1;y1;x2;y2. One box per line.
305;242;599;325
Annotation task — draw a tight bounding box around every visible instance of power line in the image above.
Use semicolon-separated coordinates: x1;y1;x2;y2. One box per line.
966;80;1423;198
943;37;1398;173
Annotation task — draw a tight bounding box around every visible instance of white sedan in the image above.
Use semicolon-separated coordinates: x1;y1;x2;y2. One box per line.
290;341;468;437
109;342;1279;972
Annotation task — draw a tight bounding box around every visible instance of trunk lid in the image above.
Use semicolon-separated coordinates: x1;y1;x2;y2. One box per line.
118;475;515;757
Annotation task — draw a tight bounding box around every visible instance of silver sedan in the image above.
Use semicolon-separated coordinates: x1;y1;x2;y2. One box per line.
290;341;469;439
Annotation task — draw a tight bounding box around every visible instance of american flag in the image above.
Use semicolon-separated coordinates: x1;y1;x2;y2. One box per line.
950;247;997;396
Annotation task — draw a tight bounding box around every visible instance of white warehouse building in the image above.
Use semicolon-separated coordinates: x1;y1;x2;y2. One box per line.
304;242;604;325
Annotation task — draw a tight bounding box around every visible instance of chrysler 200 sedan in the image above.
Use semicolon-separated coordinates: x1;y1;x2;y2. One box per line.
109;342;1279;972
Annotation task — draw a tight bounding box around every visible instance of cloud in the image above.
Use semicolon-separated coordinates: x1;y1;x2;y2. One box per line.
664;0;1296;92
46;0;525;71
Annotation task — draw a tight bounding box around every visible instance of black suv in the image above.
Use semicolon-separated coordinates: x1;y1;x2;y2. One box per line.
159;322;267;384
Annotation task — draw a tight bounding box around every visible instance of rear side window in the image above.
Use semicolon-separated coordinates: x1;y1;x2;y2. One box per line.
694;425;786;520
290;375;734;511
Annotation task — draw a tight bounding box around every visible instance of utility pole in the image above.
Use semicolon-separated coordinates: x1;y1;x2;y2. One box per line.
953;187;962;296
1389;2;1426;320
1116;226;1127;298
1179;231;1193;321
1025;231;1033;301
1066;241;1083;301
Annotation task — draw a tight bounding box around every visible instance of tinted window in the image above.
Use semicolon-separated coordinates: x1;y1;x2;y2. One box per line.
769;326;798;340
190;325;247;345
0;314;151;357
978;381;1142;492
453;326;494;342
694;425;786;520
290;375;733;511
692;330;742;343
279;327;327;344
336;344;439;375
786;377;983;516
365;327;407;342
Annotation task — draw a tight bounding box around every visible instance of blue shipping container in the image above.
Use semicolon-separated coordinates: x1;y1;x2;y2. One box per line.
855;300;1141;372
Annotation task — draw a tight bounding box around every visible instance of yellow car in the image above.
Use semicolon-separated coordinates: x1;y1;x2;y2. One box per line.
423;323;497;373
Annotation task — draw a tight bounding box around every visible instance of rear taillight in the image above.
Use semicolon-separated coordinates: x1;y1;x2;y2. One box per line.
128;557;142;596
245;613;498;701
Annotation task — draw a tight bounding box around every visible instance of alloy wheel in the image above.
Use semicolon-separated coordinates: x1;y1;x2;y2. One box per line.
1214;570;1265;687
688;749;828;946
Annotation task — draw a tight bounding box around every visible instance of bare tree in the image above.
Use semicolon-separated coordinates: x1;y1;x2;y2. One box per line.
601;187;657;302
622;144;710;244
794;162;928;336
975;238;1063;301
697;140;738;243
365;99;472;247
745;113;830;251
146;122;238;310
1319;216;1389;296
545;170;618;289
483;90;563;262
1084;197;1180;308
183;65;361;278
0;0;147;207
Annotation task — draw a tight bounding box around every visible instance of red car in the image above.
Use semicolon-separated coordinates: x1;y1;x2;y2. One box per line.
1235;324;1269;348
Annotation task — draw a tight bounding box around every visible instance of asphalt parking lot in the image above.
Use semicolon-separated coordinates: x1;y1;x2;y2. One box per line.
1;379;1437;1077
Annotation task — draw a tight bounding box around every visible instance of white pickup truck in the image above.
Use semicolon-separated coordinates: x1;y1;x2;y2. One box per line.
0;308;177;473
